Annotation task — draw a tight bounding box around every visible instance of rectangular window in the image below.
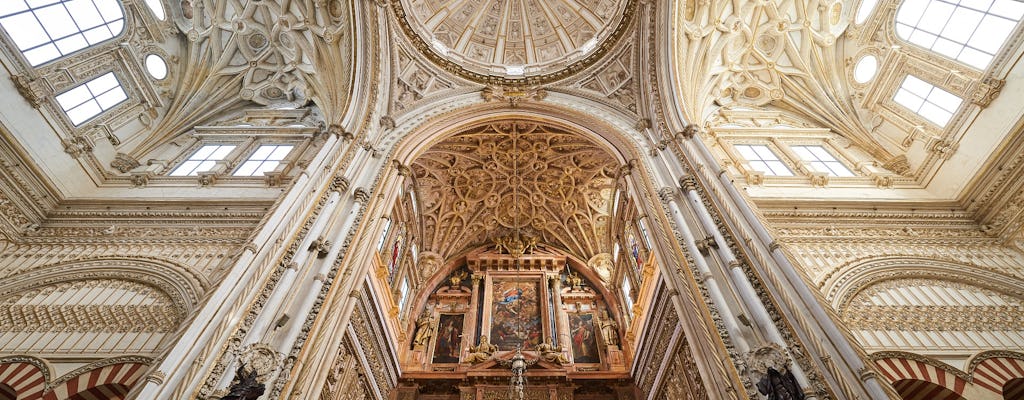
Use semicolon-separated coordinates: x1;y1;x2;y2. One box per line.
734;144;793;176
376;219;392;252
638;218;653;249
169;145;236;176
791;145;855;177
54;72;127;125
233;144;294;176
893;75;963;127
622;276;634;314
398;277;410;311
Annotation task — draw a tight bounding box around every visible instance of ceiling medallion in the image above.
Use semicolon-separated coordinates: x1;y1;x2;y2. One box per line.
392;0;637;85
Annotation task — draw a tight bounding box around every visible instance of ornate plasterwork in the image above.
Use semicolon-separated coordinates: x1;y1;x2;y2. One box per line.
674;0;899;163
128;0;354;160
411;121;620;260
391;0;637;84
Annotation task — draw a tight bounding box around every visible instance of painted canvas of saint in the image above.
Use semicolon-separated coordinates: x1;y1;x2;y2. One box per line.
490;280;542;350
569;313;600;363
432;314;464;364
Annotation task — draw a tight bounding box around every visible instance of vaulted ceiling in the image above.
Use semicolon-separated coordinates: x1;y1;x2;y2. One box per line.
410;121;621;261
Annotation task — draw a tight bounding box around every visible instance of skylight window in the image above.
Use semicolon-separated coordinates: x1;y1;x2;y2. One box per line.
734;144;793;176
791;146;855;177
896;0;1024;69
893;75;963;127
233;145;294;177
54;72;127;125
0;0;125;66
169;145;236;176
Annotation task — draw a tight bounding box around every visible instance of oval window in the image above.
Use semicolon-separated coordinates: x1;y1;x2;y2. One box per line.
855;0;879;24
854;55;878;83
146;54;168;80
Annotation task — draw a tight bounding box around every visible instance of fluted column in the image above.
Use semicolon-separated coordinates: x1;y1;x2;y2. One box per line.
678;176;816;398
662;188;750;353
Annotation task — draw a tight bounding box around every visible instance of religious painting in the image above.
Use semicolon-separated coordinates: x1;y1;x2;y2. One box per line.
490;280;542;350
569;313;600;364
432;313;464;364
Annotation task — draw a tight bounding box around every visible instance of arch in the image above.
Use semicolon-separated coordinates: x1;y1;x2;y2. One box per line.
386;96;645;169
821;256;1024;312
0;0;127;66
65;384;130;400
0;356;49;400
967;351;1024;395
891;379;966;400
44;358;150;400
871;352;968;396
0;257;208;313
894;0;1023;70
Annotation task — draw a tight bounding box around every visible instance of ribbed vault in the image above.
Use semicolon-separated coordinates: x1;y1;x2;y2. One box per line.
411;121;620;261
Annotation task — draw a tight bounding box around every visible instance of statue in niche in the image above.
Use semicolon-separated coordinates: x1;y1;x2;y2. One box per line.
464;335;498;364
756;368;804;400
412;312;435;349
599;311;619;346
221;364;265;400
536;338;568;365
565;271;584;291
448;269;468;289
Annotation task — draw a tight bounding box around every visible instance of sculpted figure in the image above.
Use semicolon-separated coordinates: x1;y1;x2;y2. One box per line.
757;368;804;400
566;271;583;291
221;365;265;400
464;335;498;364
600;311;619;346
412;312;434;348
536;338;568;365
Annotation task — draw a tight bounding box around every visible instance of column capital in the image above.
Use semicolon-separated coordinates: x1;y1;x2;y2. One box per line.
679;176;699;192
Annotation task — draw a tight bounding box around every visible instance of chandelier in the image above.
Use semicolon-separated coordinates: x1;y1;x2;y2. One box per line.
503;126;535;400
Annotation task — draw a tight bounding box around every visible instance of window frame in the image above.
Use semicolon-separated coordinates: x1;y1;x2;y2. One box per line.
232;144;296;177
0;0;128;67
167;144;238;177
732;143;795;177
53;70;128;126
893;0;1024;71
891;74;964;128
789;145;856;177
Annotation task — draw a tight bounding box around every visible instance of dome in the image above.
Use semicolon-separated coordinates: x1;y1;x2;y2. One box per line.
394;0;633;83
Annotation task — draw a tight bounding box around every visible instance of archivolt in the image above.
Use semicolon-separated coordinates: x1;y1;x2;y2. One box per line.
0;257;208;313
822;256;1024;313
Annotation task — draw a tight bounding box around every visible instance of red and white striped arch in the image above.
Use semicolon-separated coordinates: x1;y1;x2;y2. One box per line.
874;356;968;396
43;362;147;400
970;356;1024;395
0;361;47;400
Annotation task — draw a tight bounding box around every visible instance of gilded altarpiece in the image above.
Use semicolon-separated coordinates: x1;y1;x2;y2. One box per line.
397;247;634;399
